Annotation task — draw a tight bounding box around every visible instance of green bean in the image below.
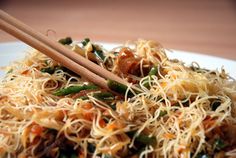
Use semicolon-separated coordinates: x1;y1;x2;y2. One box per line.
54;85;98;96
93;92;114;101
135;134;157;146
78;96;89;100
40;66;63;74
107;79;127;94
41;67;55;74
107;79;133;96
58;37;72;45
127;131;156;146
159;110;167;118
148;66;158;76
143;66;158;88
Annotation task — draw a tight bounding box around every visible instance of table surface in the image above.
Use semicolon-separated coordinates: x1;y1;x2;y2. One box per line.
0;0;236;60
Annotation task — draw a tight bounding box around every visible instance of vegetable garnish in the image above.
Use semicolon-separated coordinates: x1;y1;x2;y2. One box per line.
58;37;73;45
54;85;98;96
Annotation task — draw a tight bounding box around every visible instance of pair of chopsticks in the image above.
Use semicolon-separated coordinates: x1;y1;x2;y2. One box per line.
0;10;128;91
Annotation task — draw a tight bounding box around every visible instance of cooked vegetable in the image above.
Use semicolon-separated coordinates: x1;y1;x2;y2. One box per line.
127;131;156;146
81;38;90;46
148;66;158;76
159;110;167;118
143;66;158;88
94;49;105;61
41;67;55;74
107;79;130;96
107;80;127;94
136;134;157;146
109;103;116;110
58;37;73;45
93;92;114;101
54;85;98;96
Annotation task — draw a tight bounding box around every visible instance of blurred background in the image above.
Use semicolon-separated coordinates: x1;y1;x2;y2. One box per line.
0;0;236;59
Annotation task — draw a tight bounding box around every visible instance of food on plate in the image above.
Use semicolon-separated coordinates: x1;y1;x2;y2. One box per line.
0;38;236;158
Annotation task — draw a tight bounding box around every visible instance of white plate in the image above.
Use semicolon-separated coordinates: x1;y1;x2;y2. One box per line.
0;42;235;79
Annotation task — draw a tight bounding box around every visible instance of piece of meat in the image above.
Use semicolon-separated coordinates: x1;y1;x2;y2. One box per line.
221;124;236;147
116;48;140;75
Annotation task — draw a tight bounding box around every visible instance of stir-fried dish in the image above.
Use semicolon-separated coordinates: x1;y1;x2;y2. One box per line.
0;38;236;158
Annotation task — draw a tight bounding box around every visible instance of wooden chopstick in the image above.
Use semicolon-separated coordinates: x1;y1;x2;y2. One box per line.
0;10;127;86
0;18;109;89
0;10;130;91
